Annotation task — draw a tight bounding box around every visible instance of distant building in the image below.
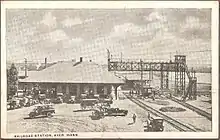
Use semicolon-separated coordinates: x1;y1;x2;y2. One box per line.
19;58;125;98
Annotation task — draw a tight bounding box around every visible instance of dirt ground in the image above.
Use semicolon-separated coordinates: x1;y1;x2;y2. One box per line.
7;94;178;133
137;96;212;132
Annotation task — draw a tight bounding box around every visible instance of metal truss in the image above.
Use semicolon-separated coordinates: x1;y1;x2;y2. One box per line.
108;61;177;72
107;50;197;99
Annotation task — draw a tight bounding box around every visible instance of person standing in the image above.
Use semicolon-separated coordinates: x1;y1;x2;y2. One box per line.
147;112;151;120
132;113;137;123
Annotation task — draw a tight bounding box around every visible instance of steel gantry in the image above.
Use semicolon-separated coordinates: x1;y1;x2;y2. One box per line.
107;50;197;99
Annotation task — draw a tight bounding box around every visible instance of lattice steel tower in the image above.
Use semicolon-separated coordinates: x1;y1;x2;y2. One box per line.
174;55;186;96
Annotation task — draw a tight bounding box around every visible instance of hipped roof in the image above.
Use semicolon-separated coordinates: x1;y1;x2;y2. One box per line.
20;61;124;84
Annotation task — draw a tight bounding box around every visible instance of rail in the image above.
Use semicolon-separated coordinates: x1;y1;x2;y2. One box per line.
125;94;198;132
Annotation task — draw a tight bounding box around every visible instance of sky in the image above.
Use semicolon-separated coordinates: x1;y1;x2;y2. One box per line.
6;9;211;67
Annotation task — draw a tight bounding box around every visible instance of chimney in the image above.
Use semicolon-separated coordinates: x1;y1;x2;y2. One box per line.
80;57;83;62
45;58;47;68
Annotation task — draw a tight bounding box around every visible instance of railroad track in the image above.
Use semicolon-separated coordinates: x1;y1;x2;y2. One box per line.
125;94;197;132
169;97;212;121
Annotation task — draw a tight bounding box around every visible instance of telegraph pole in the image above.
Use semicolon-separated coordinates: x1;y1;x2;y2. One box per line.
24;58;27;78
140;59;144;96
121;52;122;62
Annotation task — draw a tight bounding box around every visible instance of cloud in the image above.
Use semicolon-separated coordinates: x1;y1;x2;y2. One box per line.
6;9;211;66
48;30;69;42
109;11;169;40
110;23;148;38
145;11;167;22
61;17;83;27
84;18;95;23
179;16;211;40
41;12;57;28
62;37;83;48
181;16;209;31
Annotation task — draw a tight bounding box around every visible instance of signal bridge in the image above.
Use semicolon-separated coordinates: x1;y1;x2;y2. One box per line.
107;50;197;101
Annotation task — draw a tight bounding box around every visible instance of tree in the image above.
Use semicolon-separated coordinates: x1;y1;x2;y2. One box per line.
7;63;18;98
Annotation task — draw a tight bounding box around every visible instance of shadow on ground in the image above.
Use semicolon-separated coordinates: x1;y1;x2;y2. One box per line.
73;109;93;112
127;122;134;125
24;115;49;120
202;100;211;104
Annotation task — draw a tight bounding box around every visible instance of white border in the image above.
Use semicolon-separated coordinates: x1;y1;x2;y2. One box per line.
1;1;219;139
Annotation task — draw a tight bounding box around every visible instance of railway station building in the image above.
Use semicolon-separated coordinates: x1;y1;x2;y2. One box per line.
19;58;125;100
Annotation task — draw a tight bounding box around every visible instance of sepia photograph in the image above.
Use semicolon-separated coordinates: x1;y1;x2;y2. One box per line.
1;1;219;139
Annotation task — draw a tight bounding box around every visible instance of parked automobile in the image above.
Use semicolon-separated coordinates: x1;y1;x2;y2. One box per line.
100;102;111;108
24;100;32;107
80;99;98;110
90;109;104;120
99;94;113;104
38;94;46;103
28;104;55;118
51;93;64;104
7;101;12;110
103;108;128;116
16;90;24;97
52;96;63;104
44;99;52;104
8;99;21;110
67;96;76;104
143;117;164;132
81;93;87;99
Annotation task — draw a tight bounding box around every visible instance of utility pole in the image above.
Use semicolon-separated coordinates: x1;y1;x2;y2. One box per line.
121;52;122;62
24;58;27;78
45;57;47;68
170;52;172;61
140;59;144;96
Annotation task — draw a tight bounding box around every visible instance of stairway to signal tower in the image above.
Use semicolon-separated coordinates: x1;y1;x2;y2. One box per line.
174;55;197;101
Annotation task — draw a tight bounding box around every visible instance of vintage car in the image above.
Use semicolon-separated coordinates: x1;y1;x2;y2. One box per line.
7;100;17;110
103;108;128;116
67;96;76;104
44;99;52;104
80;93;88;99
99;94;113;104
100;102;111;108
16;90;24;97
80;99;98;110
29;104;55;118
8;99;21;110
24;99;33;107
38;94;46;103
90;109;104;120
52;97;63;104
52;93;64;104
144;117;164;132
